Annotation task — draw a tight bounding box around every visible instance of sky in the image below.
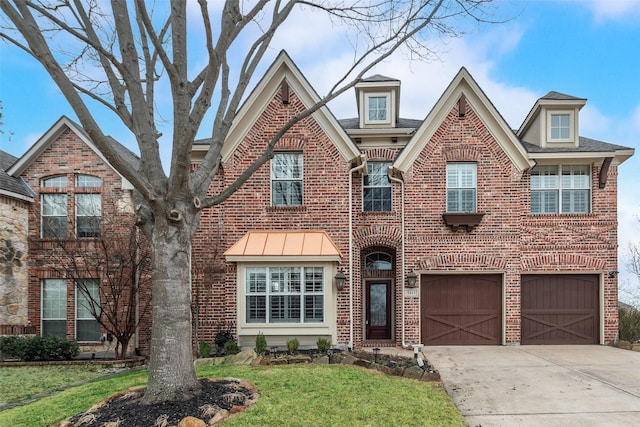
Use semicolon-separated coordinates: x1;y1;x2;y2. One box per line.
1;0;640;297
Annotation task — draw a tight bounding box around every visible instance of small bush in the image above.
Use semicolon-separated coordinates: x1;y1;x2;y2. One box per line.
287;337;299;355
0;336;79;361
255;332;267;355
198;341;212;358
619;307;640;343
215;330;234;351
316;337;331;354
224;340;240;355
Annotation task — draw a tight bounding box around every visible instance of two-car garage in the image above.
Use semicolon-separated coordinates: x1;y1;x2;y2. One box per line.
420;274;600;345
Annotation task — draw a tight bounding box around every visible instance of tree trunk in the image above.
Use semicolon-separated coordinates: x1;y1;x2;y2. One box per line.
142;211;200;403
116;336;129;360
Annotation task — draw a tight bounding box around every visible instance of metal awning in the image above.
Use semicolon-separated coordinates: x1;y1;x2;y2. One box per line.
224;230;342;262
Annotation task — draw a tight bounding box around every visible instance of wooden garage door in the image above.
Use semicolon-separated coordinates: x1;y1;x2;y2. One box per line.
521;275;599;345
421;275;502;345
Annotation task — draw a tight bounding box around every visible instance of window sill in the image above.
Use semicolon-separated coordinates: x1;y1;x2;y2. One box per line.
442;213;484;232
266;205;306;212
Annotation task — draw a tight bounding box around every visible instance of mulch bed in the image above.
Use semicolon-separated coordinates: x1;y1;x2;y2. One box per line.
61;377;258;427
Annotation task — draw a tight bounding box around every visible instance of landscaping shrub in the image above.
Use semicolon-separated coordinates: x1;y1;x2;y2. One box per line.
287;337;299;355
214;330;234;352
223;340;239;355
316;337;331;354
198;341;212;358
255;332;267;355
0;336;79;361
619;307;640;343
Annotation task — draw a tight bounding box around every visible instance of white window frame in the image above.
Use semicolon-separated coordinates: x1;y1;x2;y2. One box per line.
446;163;477;213
364;93;391;125
75;194;102;238
363;162;392;212
245;266;324;324
531;164;591;214
547;110;574;142
75;279;101;342
271;152;303;206
41;279;67;338
41;176;68;239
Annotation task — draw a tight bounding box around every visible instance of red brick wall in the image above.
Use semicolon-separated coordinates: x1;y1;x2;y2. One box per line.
19;128;152;354
194;86;621;347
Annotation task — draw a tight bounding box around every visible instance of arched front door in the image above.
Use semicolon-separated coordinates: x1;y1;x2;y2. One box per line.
363;250;394;341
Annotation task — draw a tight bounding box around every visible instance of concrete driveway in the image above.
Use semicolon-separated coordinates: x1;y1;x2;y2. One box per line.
424;345;640;426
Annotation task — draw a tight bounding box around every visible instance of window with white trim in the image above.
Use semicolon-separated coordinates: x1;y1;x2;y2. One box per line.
367;95;388;122
76;175;102;238
76;279;101;341
446;163;477;212
42;279;66;338
246;267;324;323
550;113;570;140
363;162;392;212
41;176;68;238
271;153;303;206
531;165;591;214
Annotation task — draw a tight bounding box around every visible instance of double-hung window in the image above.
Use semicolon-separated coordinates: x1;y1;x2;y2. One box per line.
531;165;590;214
76;279;101;341
271;153;303;206
446;163;477;212
76;175;102;238
363;162;392;212
42;279;67;338
41;176;68;239
246;267;324;323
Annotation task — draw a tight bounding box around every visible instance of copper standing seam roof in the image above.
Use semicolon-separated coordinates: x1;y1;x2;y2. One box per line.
224;230;342;259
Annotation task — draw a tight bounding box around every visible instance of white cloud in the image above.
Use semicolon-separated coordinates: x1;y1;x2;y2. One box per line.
580;0;640;22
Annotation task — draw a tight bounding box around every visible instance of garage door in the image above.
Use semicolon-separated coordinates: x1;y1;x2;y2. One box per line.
521;275;599;345
421;274;502;345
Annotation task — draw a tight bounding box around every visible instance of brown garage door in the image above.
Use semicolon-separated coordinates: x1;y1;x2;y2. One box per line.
421;274;502;345
521;275;599;345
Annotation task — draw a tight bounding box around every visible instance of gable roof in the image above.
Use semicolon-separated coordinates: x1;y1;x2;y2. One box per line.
7;116;138;190
218;51;360;163
541;91;586;101
517;91;587;137
0;150;33;201
394;67;534;173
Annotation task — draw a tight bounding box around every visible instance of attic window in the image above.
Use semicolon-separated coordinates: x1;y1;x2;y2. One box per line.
547;111;574;142
364;93;390;124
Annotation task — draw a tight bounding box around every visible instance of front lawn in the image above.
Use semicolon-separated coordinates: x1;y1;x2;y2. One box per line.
0;364;465;427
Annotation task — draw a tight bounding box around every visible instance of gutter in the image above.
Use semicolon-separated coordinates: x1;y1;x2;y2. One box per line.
387;167;408;347
348;155;367;350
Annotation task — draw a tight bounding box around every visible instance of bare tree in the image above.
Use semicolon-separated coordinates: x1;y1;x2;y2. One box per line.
0;0;498;403
34;196;151;360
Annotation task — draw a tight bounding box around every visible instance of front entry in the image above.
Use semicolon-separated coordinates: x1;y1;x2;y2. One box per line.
366;281;392;340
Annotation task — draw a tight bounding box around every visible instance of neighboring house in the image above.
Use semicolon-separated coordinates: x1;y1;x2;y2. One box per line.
1;51;634;352
0;117;151;353
192;52;633;349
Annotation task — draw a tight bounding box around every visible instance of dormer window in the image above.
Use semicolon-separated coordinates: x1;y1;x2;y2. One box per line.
547;110;575;143
365;93;390;124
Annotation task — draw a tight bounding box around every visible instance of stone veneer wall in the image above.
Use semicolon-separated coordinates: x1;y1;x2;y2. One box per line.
0;195;30;325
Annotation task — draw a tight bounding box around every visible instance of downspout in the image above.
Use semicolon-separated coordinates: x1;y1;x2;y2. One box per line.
348;155;367;350
388;167;408;347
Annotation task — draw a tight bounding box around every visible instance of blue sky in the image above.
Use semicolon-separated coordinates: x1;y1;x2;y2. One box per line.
1;0;640;295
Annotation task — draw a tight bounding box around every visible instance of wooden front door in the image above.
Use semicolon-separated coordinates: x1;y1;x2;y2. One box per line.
366;281;392;340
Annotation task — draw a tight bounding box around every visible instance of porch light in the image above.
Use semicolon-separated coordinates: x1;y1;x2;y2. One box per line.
406;271;417;288
334;272;346;291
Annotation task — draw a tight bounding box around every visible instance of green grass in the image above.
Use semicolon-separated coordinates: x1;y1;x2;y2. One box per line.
0;364;465;427
0;365;108;406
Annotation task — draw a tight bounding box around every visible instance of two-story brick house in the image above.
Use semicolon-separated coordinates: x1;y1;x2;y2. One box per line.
1;51;633;353
0;116;152;353
191;51;633;350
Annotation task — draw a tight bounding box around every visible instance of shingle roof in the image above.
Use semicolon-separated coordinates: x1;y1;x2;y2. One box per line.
360;74;399;83
338;117;423;130
521;136;632;153
0;150;33;199
540;91;586;101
